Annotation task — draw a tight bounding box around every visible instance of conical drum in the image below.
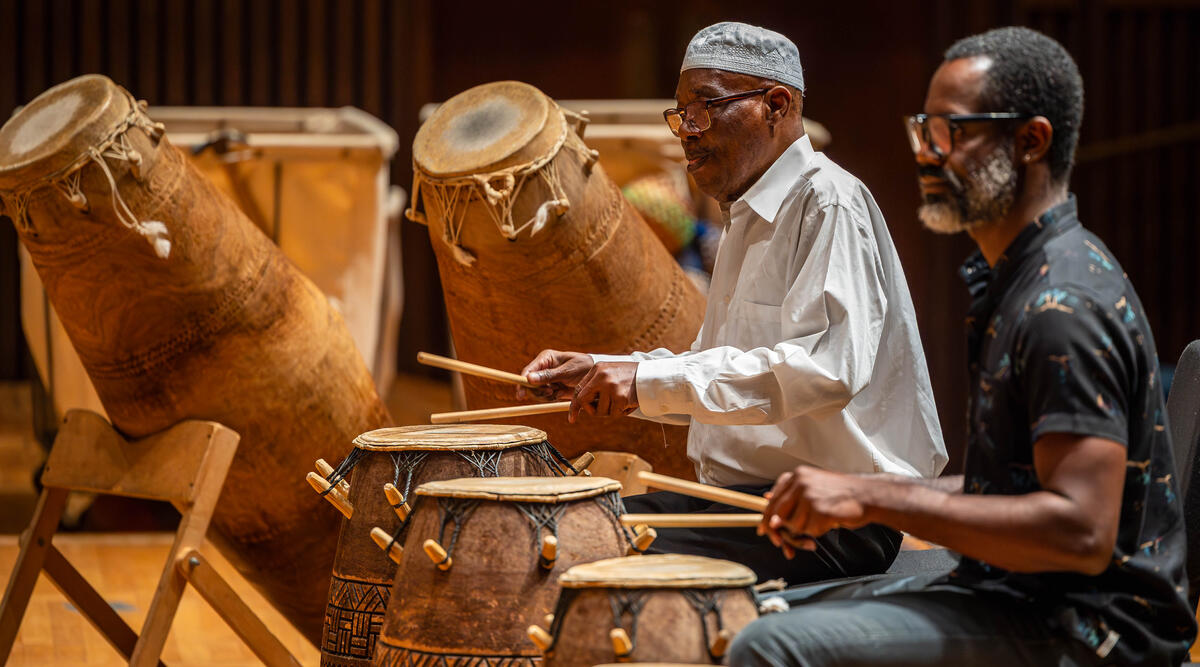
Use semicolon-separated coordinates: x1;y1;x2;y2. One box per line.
0;74;391;641
409;81;705;479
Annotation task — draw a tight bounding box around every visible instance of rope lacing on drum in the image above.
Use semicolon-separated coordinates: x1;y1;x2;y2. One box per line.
320;448;369;496
608;590;647;658
435;497;481;565
518;440;576;476
405;108;598;266
0;89;171;257
593;490;646;553
390;451;431;499
515;502;567;562
454;449;504;477
683;589;727;662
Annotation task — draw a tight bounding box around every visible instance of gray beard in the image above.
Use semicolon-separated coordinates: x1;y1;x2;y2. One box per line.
918;142;1018;235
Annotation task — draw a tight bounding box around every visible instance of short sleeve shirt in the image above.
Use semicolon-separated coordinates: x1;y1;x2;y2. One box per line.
948;197;1196;665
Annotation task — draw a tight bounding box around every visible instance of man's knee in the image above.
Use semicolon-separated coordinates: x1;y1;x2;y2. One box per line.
728;612;810;666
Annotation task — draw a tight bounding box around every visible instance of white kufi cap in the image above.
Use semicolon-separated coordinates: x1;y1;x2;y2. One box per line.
681;21;805;92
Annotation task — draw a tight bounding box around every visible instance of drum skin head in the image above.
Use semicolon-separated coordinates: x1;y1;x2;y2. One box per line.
415;475;621;502
353;423;548;451
0;74;130;189
414;80;552;177
560;554;757;588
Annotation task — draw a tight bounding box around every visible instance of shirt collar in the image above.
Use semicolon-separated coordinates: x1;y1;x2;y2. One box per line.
730;134;815;224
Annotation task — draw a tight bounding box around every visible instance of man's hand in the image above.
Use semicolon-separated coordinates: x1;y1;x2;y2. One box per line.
518;350;595;401
759;466;872;559
570;361;640;423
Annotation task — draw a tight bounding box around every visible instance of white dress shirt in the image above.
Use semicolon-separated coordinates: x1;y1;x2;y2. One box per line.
594;135;947;486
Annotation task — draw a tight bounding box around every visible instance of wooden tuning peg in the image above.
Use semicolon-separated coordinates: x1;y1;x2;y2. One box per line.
711;628;734;658
370;527;404;564
570;451;595;475
630;524;656;554
539;535;558;569
306;472;353;519
423;538;452;570
610;627;633;661
527;624;552;651
543;613;554;627
383;483;412;521
315;458;350;495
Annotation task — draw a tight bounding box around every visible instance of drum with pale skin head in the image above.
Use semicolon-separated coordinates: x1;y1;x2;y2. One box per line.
315;424;581;666
409;81;706;480
531;554;760;666
0;74;391;642
373;476;640;666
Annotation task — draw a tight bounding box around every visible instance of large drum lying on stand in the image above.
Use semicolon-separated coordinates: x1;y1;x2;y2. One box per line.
0;74;391;641
409;81;705;478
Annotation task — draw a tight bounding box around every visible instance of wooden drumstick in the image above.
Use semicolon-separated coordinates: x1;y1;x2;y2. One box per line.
610;627;633;659
316;458;350;496
306;472;354;519
370;526;404;564
430;401;571;424
620;513;763;528
527;624;553;651
539;534;558;569
417;351;536;388
383;483;411;521
629;524;657;554
423;538;453;570
637;471;768;512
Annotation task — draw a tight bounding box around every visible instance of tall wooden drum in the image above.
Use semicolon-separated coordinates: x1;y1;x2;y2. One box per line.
409;81;705;478
314;424;580;666
0;74;391;641
374;476;638;666
530;554;759;666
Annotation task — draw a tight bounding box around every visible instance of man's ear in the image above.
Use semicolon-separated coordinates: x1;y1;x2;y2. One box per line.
1018;116;1053;164
764;85;792;124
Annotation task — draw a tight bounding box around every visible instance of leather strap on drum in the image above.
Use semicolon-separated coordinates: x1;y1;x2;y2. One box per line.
405;108;598;266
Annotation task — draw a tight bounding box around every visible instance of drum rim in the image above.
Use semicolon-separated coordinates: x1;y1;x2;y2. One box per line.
353;424;548;450
558;554;757;588
415;475;621;502
0;74;132;189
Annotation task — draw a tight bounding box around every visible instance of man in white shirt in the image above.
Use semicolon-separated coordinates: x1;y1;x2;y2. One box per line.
520;21;947;583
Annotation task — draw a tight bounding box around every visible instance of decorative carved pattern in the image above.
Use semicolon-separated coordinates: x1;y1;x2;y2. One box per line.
321;575;392;665
373;642;538;667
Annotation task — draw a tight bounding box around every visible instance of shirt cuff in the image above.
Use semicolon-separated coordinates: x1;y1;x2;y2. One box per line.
590;353;636;364
634;357;690;417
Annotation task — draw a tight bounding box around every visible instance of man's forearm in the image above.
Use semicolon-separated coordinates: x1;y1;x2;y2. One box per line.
860;478;1109;575
864;473;962;494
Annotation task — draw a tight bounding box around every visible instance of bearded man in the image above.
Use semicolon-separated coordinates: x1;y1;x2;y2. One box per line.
730;26;1196;666
519;22;947;585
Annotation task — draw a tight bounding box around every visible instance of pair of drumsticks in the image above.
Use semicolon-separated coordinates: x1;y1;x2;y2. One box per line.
418;352;571;424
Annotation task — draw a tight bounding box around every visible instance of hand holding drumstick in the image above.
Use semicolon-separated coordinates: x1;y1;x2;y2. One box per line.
519;349;639;423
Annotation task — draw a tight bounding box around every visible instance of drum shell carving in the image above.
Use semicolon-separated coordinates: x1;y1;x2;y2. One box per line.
545;587;759;666
374;492;627;665
1;76;391;642
323;443;569;666
415;82;704;479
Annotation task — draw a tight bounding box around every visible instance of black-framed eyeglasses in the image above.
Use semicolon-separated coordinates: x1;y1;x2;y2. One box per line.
664;88;771;136
903;113;1032;157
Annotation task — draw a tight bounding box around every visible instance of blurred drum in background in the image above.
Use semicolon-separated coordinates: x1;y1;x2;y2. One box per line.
0;74;391;641
310;424;580;666
374;476;639;666
408;81;705;478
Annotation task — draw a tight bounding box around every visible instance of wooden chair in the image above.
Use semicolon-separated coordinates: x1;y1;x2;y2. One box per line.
0;409;300;666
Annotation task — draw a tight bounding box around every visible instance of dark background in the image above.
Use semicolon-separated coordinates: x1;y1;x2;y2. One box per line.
1;0;1197;472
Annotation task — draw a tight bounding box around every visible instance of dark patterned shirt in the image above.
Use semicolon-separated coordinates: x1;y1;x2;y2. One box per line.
949;197;1196;665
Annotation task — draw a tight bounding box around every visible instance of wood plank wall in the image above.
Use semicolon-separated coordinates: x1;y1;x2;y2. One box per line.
0;0;1196;470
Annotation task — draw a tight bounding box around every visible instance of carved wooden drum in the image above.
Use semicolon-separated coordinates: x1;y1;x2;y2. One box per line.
312;424;581;666
0;74;391;641
409;81;705;478
529;554;759;666
373;476;639;666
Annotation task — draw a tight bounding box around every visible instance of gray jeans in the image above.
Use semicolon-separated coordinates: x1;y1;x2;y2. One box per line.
729;574;1100;667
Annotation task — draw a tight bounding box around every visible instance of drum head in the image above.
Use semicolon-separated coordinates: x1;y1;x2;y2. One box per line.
413;80;553;177
416;475;621;502
353;424;548;451
559;554;756;589
0;75;131;189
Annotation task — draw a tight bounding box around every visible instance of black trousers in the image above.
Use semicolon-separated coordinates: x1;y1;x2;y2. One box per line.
622;484;902;585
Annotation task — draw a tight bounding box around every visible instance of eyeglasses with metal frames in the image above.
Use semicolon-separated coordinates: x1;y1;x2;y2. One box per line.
903;112;1033;157
663;88;772;136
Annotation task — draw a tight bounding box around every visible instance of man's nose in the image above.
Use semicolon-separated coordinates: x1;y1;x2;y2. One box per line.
678;123;703;141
